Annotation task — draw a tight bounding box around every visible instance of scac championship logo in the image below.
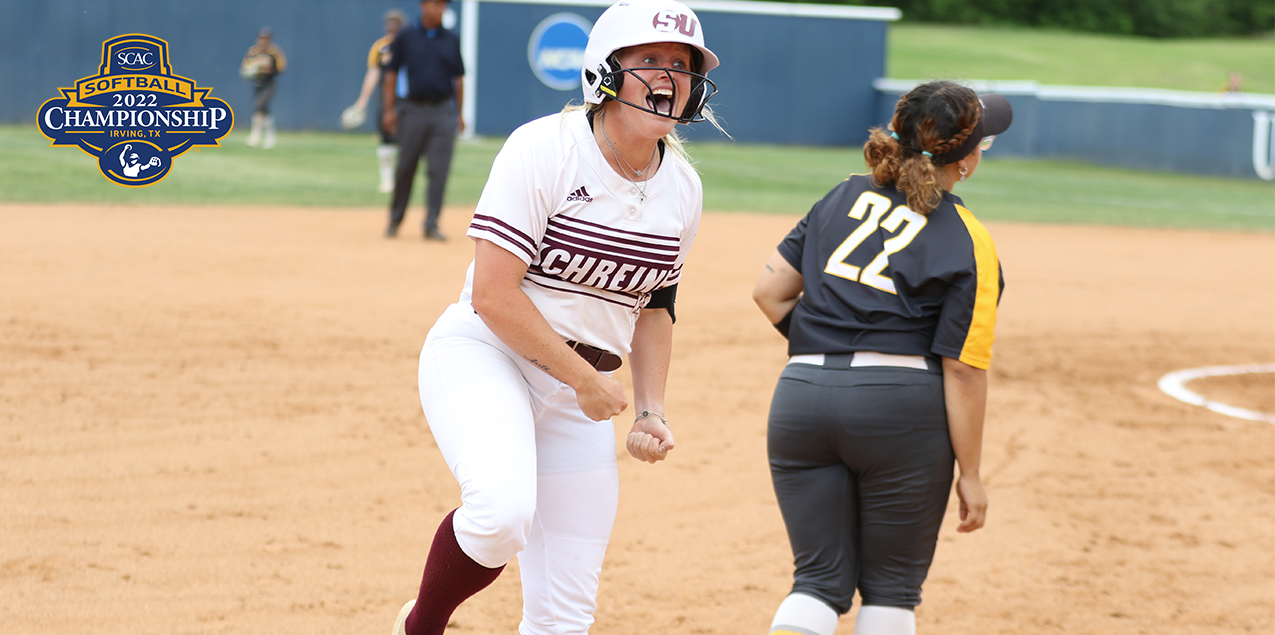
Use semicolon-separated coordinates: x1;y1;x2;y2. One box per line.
528;13;592;91
37;34;233;187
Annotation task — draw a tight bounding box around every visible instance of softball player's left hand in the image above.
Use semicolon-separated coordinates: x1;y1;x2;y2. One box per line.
626;415;674;464
955;473;987;532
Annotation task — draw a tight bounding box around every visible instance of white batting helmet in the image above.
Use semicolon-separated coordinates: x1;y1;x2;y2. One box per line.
581;0;719;123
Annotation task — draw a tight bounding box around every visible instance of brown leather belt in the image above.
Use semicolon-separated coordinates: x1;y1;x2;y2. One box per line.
566;340;622;372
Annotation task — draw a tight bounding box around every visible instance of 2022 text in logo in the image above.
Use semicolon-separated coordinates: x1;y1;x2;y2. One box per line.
37;34;233;187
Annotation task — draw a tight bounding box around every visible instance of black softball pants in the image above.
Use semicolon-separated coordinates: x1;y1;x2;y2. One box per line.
768;358;954;614
252;79;275;116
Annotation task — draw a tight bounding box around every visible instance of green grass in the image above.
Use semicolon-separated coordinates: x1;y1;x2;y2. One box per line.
888;24;1275;93
4;125;1271;231
1;125;504;208
950;157;1274;230
689;141;1273;231
7;28;1272;230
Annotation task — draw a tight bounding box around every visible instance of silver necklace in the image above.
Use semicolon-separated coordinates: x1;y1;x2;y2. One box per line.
599;110;657;200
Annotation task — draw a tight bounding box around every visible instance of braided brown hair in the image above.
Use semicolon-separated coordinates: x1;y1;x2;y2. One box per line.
862;81;981;215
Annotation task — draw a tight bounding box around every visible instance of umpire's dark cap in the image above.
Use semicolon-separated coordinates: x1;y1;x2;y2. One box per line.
934;93;1013;165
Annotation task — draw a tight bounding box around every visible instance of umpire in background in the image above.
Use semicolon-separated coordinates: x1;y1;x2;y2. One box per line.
381;0;466;241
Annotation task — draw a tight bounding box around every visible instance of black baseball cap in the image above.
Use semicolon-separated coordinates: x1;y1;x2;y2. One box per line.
934;93;1013;165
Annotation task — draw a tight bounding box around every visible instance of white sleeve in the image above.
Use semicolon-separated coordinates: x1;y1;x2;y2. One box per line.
662;167;703;288
466;123;557;265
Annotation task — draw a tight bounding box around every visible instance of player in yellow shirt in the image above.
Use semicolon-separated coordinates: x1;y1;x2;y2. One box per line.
343;9;408;192
240;27;287;149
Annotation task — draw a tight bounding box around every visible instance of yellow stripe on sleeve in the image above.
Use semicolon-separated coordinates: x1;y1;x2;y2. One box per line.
369;35;391;69
954;204;1000;369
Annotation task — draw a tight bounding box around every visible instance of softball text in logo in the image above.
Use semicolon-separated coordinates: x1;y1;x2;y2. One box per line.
37;34;233;187
528;13;592;91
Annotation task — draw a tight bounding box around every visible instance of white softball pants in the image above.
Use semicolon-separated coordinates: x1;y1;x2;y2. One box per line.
419;303;620;635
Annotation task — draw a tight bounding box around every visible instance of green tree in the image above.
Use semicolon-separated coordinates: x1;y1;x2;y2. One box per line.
823;0;1274;37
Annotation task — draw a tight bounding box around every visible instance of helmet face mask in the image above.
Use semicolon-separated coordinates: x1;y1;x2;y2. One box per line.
595;60;718;124
582;0;719;124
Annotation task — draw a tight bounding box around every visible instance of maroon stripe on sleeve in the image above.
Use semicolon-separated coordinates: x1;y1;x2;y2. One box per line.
470;222;536;260
471;214;536;248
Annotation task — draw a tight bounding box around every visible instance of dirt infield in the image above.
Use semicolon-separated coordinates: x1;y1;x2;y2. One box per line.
2;202;1272;635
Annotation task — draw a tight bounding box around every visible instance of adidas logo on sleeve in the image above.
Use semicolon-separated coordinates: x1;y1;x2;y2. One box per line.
566;186;593;203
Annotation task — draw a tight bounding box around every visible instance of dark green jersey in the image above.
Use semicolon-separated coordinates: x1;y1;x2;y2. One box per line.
777;174;1004;369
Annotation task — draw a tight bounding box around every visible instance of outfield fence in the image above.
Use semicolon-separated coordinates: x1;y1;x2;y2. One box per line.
876;79;1275;181
1;0;898;147
5;0;1272;180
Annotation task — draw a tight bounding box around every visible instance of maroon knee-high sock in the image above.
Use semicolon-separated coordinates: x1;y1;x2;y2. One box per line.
404;509;506;635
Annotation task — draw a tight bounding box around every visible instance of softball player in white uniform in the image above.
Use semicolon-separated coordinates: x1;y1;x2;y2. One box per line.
390;2;722;634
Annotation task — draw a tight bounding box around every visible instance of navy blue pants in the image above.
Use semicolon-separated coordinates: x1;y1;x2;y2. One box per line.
768;357;954;613
388;99;456;234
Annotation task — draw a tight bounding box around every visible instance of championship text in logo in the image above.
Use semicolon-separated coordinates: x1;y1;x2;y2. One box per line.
37;34;233;187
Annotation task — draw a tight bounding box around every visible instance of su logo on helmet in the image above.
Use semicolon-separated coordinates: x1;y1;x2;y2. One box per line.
652;10;697;37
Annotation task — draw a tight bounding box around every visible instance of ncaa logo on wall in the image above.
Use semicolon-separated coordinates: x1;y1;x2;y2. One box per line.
528;13;592;91
37;34;233;187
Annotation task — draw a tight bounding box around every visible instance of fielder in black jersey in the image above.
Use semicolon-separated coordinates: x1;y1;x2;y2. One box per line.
753;80;1012;635
779;175;1004;367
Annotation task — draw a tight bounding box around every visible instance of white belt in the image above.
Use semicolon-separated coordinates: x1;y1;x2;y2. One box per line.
788;352;929;370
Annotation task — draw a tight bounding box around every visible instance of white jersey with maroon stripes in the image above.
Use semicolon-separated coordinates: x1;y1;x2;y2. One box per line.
463;108;702;357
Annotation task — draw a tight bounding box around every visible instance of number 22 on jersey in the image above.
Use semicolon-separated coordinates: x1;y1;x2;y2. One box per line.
823;191;927;295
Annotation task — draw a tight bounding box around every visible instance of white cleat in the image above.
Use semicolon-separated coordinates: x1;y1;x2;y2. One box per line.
392;599;415;635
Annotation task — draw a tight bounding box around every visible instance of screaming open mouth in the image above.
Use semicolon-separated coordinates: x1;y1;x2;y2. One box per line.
647;88;675;117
